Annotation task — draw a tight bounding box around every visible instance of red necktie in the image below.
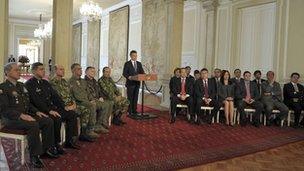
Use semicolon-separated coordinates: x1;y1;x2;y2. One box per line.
204;80;209;98
181;78;186;95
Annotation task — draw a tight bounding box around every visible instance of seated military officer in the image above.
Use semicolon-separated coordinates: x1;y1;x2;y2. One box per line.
98;67;129;125
25;62;80;154
85;66;113;130
0;62;58;168
50;65;96;142
69;63;107;134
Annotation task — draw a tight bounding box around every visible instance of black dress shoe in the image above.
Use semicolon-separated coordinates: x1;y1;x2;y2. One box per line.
253;121;260;128
44;147;60;158
64;141;81;150
119;119;126;125
30;155;44;168
79;134;96;142
55;145;66;155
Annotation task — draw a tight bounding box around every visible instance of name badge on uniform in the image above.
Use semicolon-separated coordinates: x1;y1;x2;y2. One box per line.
76;81;80;86
36;88;41;92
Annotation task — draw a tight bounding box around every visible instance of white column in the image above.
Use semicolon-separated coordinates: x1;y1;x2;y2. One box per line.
0;0;9;81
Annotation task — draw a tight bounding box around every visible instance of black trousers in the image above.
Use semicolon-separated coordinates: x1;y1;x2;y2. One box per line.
287;102;304;125
170;96;194;117
196;98;221;119
49;109;78;144
236;100;263;123
126;84;140;114
3;116;54;156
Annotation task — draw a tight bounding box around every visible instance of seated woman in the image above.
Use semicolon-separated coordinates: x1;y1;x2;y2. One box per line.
218;70;235;126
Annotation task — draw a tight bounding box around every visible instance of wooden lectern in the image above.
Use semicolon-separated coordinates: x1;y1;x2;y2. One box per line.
129;74;158;120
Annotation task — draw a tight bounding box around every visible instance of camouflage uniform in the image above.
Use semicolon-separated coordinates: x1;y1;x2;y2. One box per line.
98;76;129;115
68;76;97;132
49;77;92;130
84;76;113;128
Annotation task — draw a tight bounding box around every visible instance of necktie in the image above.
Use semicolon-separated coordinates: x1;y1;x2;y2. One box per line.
294;83;299;92
204;80;209;98
181;78;186;95
245;82;251;100
133;61;137;71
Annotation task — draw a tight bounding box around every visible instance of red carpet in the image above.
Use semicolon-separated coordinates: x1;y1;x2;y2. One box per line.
2;106;304;170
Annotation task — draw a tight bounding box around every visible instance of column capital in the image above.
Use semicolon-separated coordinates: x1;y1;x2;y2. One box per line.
164;0;184;5
202;0;218;11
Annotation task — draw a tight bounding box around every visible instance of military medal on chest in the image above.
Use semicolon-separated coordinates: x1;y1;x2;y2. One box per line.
12;91;19;104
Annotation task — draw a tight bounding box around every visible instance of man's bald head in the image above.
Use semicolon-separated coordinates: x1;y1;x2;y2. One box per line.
54;64;65;77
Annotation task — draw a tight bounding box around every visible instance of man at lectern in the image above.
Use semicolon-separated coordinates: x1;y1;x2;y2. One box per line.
123;50;145;117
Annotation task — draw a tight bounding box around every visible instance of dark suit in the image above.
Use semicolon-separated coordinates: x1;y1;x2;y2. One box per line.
261;81;288;121
0;80;54;157
122;60;145;114
170;77;194;117
235;80;263;124
169;76;178;95
218;83;235;102
253;78;266;95
230;77;244;85
210;77;221;100
194;78;220;121
25;77;78;145
283;82;304;125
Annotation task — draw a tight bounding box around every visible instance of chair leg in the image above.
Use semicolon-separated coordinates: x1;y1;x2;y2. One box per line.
109;115;112;126
250;113;253;122
287;111;291;127
237;112;240;125
216;111;219;123
15;139;18;152
264;115;266;126
21;139;25;165
211;110;215;123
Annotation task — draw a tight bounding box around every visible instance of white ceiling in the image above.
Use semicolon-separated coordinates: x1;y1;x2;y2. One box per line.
9;0;124;21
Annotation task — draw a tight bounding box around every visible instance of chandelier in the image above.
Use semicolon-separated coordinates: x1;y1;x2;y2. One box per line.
80;1;103;21
34;14;52;39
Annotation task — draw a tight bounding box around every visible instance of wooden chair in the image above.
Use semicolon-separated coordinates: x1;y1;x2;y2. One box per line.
0;120;28;165
176;104;191;121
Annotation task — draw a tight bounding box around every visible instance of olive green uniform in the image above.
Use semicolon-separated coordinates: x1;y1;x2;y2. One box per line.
98;76;129;116
85;76;113;128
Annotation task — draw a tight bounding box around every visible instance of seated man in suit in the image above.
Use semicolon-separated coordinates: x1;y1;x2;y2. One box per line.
194;68;220;124
194;70;200;81
169;68;181;95
210;68;222;100
261;71;289;126
253;70;266;95
235;71;263;127
0;62;58;168
185;66;195;82
230;69;244;85
170;68;194;123
283;72;304;128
